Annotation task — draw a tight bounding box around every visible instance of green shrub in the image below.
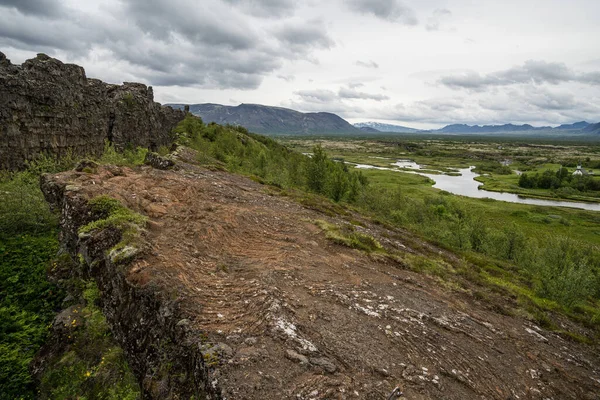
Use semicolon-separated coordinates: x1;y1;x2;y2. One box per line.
533;237;597;308
306;145;329;194
25;150;78;175
0;140;150;399
99;141;148;167
172;116;366;203
328;163;350;202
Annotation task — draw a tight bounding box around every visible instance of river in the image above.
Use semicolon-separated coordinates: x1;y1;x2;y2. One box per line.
353;160;600;212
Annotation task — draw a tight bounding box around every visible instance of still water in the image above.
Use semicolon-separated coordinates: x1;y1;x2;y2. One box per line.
353;161;600;212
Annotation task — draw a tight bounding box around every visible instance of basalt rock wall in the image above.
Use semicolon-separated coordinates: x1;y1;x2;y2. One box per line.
0;52;185;170
40;171;219;399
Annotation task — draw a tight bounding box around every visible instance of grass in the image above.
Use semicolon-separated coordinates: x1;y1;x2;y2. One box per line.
0;233;63;399
313;219;383;252
355;166;600;247
2;118;599;398
0;147;146;398
313;138;600;203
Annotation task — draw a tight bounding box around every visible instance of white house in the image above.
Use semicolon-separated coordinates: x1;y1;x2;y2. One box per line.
573;164;589;176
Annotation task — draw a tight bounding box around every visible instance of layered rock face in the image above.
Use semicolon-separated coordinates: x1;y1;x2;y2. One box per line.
0;52;185;170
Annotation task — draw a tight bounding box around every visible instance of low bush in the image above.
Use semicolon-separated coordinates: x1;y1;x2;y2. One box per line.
173;115;368;204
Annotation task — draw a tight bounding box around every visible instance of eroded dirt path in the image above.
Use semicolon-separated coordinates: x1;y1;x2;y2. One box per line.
54;153;600;400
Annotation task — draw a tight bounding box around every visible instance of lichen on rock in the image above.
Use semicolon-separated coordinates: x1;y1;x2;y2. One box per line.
144;151;176;170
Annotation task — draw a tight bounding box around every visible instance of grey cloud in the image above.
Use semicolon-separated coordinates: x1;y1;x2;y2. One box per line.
273;20;334;51
348;82;364;89
346;0;418;25
517;86;599;114
527;91;578;111
439;60;600;90
296;86;389;103
338;87;389;101
0;0;64;17
277;74;295;82
124;0;259;50
356;60;379;68
223;0;296;18
284;99;364;116
0;7;122;53
0;0;334;90
374;86;600;126
295;89;338;102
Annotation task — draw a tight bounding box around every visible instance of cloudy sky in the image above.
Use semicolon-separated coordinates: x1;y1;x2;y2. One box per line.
1;0;599;128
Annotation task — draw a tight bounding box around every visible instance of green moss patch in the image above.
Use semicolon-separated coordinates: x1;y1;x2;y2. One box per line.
79;196;148;263
314;219;383;252
80;196;146;235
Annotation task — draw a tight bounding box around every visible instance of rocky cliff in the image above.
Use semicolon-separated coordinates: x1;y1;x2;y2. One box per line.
0;52;185;170
40;165;218;399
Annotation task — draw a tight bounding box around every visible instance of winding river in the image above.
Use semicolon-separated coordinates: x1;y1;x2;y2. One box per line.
353;160;600;212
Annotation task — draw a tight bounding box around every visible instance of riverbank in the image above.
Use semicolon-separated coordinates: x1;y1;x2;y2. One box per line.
475;174;600;204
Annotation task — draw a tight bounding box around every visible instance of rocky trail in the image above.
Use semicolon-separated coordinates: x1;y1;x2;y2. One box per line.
42;148;600;400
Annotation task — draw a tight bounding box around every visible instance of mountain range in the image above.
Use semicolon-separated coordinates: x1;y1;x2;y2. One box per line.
168;103;361;135
169;102;599;137
354;122;421;133
432;122;591;134
356;121;595;134
583;122;600;134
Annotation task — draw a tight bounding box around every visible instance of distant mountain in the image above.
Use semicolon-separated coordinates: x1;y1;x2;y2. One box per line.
167;103;599;137
167;103;361;135
354;122;421;133
432;122;600;135
434;123;553;134
357;126;381;133
555;121;590;130
583;122;600;134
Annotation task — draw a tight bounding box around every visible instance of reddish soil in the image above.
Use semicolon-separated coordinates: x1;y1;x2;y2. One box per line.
55;151;600;399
